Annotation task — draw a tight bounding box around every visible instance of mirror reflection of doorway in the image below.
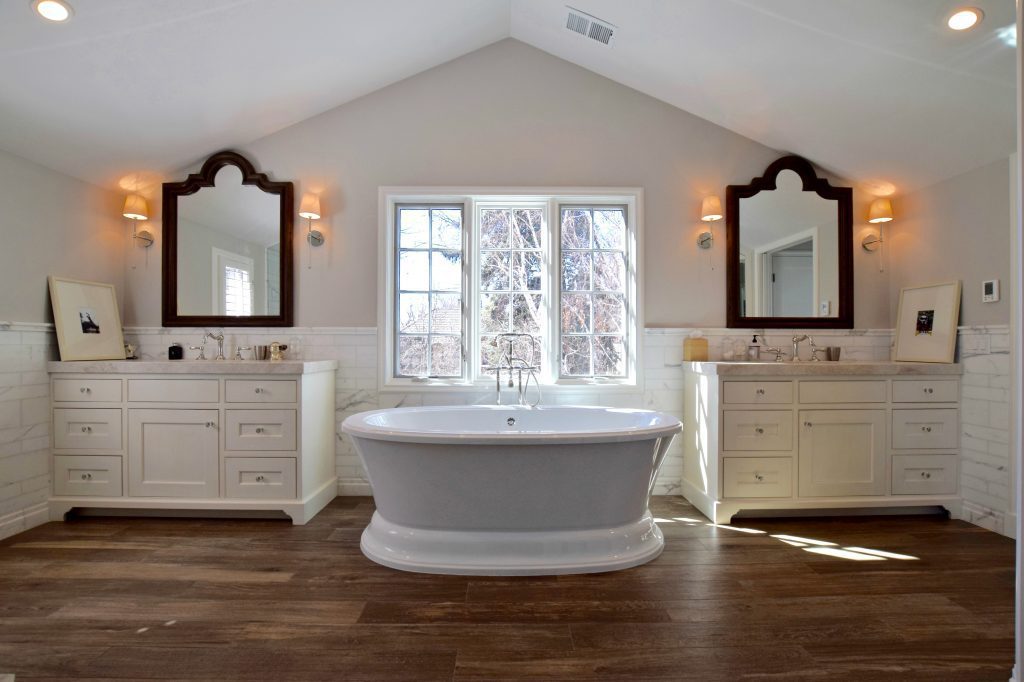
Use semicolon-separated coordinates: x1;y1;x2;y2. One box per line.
212;247;255;317
767;238;814;316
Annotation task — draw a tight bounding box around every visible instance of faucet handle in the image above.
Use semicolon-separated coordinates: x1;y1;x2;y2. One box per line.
235;346;253;360
188;344;206;360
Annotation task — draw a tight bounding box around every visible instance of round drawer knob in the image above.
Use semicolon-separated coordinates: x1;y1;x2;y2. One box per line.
254;387;264;394
205;421;215;428
81;426;91;433
754;473;764;482
81;473;92;480
755;427;764;435
921;471;932;479
255;427;265;434
80;387;91;394
756;388;765;395
256;475;266;482
924;388;934;394
922;426;932;433
804;422;813;428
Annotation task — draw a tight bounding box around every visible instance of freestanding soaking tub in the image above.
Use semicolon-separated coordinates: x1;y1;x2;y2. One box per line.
342;405;682;575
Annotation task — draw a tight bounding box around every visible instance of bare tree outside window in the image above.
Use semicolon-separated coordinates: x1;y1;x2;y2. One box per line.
560;207;628;377
479;207;545;372
396;206;463;377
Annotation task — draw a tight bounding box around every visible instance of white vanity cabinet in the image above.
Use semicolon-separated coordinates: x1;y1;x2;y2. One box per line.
48;360;338;524
683;362;962;524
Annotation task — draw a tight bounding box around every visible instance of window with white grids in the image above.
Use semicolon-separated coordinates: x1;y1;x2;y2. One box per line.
382;190;640;388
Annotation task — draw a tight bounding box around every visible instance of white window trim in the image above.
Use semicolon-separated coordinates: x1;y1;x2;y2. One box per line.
378;187;644;393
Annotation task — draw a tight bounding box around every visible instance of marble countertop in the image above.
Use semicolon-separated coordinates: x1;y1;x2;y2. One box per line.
685;361;962;376
48;359;338;375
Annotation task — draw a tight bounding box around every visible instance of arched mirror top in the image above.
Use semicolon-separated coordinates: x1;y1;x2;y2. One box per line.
726;155;853;329
162;150;294;327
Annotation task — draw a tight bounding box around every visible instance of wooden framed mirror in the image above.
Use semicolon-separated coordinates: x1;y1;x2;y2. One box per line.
726;155;853;329
162;151;294;327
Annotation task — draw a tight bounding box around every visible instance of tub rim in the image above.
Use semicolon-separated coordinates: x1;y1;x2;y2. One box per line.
341;404;682;445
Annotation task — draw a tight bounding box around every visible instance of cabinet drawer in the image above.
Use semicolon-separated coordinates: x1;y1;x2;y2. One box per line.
225;410;297;451
54;409;122;450
892;455;958;495
128;379;219;403
723;457;792;498
799;380;886;404
722;410;792;451
893;380;959;403
53;455;122;497
892;409;958;449
53;379;121;403
225;457;297;499
225;380;298;404
723;381;792;405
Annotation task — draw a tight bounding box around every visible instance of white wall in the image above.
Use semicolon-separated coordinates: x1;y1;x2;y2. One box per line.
124;39;891;330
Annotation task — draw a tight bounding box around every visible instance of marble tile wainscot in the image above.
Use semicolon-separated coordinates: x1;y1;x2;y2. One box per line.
0;322;57;541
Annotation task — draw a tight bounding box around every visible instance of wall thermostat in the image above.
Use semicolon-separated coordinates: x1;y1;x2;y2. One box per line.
982;279;1000;303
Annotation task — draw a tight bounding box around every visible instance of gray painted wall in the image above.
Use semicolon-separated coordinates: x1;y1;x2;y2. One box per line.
124;39;891;329
890;158;1012;326
0;149;122;323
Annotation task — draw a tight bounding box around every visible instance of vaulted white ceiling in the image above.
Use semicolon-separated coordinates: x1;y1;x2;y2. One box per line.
0;0;1015;193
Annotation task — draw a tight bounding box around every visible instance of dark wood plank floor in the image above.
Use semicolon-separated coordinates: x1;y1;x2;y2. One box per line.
0;497;1014;681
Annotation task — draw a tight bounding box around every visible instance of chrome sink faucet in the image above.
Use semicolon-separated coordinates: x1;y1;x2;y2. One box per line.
493;333;540;406
205;331;226;360
791;335;808;362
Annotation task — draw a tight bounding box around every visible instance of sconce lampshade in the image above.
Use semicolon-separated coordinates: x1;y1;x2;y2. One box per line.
701;195;723;222
299;193;321;220
868;198;893;224
122;194;149;221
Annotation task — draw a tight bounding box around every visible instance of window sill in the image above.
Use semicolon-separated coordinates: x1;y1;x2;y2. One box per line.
379;379;642;394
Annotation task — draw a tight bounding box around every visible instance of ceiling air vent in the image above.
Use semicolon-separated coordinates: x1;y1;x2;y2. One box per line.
565;6;615;46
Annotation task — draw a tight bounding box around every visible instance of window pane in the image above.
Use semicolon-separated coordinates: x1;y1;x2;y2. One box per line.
432;209;462;248
593;293;625;334
594;335;626;376
399;209;429;248
561;293;592;334
398;336;428;375
481;209;510;249
430;336;462;377
398;293;429;333
593;209;625;250
399;251;429;291
562;251;592;291
480;336;502;370
431;293;461;334
431;250;462;291
561;336;592;376
480;293;511;333
513;251;542;291
480;251;510;291
513;294;542;334
593;252;625;292
561;209;591;249
513;209;543;249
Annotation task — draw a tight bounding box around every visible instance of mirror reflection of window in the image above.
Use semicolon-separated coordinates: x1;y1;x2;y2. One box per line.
176;165;281;317
738;170;839;318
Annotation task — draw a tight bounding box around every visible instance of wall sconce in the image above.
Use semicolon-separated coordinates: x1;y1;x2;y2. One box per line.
122;194;153;247
299;193;323;247
862;198;893;251
697;194;723;249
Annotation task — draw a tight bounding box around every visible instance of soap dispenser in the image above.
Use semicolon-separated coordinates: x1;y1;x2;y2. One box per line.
747;335;761;361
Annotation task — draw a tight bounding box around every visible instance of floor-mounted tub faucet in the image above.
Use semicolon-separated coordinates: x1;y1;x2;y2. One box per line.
493;333;540;406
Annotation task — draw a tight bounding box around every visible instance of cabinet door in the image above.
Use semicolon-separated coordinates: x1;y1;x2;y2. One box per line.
798;409;886;497
128;409;219;498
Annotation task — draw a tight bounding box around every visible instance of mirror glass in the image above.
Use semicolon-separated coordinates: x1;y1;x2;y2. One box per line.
176;165;282;317
737;170;839;319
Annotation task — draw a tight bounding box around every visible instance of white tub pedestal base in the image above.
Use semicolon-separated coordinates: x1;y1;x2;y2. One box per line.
360;510;665;576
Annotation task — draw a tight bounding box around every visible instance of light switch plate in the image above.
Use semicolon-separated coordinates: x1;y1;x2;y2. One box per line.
819;300;831;316
983;279;1000;303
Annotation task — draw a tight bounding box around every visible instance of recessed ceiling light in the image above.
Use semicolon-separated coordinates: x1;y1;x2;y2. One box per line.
32;0;73;23
947;8;982;31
